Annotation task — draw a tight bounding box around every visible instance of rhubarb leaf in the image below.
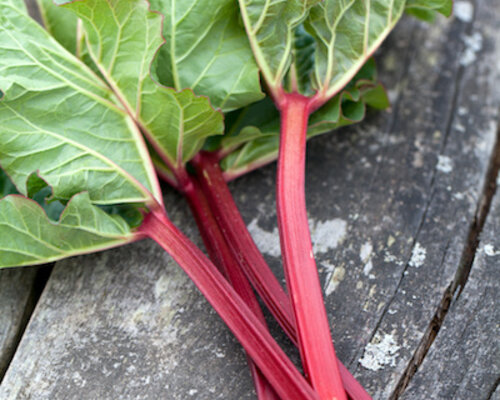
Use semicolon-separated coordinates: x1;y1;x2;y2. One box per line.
305;0;406;99
238;0;315;95
0;3;159;204
405;0;453;20
65;0;224;169
288;25;316;95
0;192;134;268
37;0;79;54
150;0;264;112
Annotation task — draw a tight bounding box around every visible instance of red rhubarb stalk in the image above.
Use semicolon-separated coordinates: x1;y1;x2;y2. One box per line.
191;153;371;400
183;179;280;400
276;93;346;400
192;152;296;338
139;209;318;400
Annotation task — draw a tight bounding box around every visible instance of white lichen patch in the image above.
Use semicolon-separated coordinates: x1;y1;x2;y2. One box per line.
454;1;474;22
384;250;403;266
461;32;483;66
363;260;374;276
409;243;426;268
360;242;373;262
484;244;500;256
247;219;281;257
360;241;374;276
323;262;345;296
359;334;401;371
311;218;347;254
437;155;453;173
248;217;348;257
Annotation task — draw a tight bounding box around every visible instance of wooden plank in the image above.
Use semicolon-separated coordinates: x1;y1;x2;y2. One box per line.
0;268;41;380
401;181;500;400
1;2;499;400
347;0;500;397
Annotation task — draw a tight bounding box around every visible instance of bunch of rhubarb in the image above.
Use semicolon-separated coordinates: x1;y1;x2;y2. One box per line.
0;0;452;398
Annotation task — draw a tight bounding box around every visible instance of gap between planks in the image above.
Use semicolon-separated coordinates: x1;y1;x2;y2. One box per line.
392;121;500;399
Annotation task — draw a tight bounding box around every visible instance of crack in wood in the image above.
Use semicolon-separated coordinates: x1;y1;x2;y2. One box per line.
486;377;500;400
0;265;52;383
392;121;500;399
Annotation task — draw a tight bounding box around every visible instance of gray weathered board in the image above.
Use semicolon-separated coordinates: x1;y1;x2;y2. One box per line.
402;169;500;400
0;267;41;379
0;0;499;399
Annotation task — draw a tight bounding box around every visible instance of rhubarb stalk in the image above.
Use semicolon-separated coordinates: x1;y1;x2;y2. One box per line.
276;93;346;400
139;209;318;400
191;152;371;400
183;179;280;400
193;152;296;338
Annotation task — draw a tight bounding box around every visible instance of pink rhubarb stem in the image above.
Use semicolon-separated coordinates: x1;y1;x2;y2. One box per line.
192;152;296;339
183;179;280;400
276;93;346;400
191;153;370;400
139;209;318;400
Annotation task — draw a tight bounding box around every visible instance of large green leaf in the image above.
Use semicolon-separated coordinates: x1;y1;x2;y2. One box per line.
37;0;79;54
238;0;314;95
0;3;159;204
151;0;264;113
65;0;224;170
0;192;134;268
305;0;406;99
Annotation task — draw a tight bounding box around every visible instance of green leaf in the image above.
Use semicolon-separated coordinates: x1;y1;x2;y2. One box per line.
65;0;224;169
287;25;316;95
3;0;27;13
305;0;406;99
405;0;453;19
238;0;314;95
37;0;79;54
0;192;134;268
0;3;159;205
150;0;264;113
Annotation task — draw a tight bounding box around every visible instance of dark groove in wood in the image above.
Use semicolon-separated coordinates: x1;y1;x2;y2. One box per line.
486;377;500;400
0;265;53;384
392;120;500;399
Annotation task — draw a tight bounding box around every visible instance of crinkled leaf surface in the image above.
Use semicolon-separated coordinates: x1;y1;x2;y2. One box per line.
150;0;264;113
0;3;159;204
238;0;314;93
65;0;223;169
0;192;134;268
238;0;419;103
37;0;79;54
305;0;406;99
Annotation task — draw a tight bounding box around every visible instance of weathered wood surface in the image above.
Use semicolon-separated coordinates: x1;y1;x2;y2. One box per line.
1;0;499;399
402;172;500;400
0;267;41;380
